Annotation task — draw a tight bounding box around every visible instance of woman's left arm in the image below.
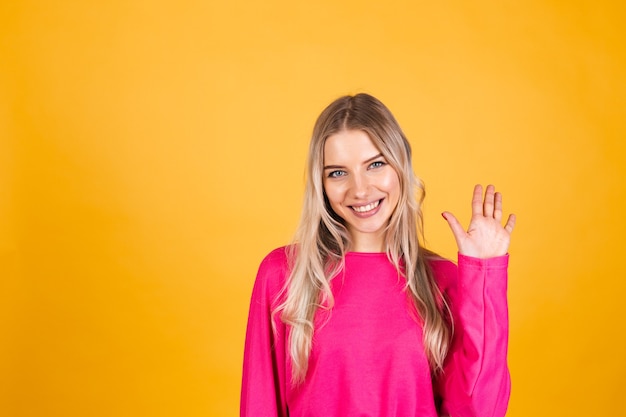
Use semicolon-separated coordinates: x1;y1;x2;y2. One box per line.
436;253;511;417
437;184;516;417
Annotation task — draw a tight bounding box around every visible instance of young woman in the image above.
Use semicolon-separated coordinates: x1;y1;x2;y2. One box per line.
241;93;516;417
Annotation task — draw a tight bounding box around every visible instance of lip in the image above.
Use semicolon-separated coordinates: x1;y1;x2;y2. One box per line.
349;199;383;218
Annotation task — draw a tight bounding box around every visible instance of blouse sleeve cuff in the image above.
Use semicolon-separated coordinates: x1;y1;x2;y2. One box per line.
457;253;509;269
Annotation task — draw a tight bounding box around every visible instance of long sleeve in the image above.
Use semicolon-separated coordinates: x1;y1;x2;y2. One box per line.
435;254;511;417
240;249;289;417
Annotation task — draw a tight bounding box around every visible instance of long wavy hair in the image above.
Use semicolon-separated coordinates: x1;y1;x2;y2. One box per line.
275;93;451;384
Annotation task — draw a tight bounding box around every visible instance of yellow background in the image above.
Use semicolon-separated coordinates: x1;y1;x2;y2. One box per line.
2;1;625;416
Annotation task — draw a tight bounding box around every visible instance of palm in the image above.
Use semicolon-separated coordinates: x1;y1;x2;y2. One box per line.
442;184;516;259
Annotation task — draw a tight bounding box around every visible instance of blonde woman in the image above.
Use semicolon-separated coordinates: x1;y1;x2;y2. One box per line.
241;93;516;417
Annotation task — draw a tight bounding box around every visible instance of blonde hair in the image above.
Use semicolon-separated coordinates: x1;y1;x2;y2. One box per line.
276;93;451;384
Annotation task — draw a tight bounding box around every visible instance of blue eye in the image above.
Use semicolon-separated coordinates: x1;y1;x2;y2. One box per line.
328;170;346;178
369;160;386;169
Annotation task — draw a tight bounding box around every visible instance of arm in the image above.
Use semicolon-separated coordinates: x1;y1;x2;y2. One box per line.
437;184;516;416
436;254;511;417
240;249;289;417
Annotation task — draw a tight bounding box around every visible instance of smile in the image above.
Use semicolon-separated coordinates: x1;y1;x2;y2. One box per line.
351;199;381;213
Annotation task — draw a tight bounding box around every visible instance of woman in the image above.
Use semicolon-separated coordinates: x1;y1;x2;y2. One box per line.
241;93;515;417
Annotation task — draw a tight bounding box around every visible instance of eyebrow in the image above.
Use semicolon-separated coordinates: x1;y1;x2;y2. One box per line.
324;153;384;170
324;153;383;171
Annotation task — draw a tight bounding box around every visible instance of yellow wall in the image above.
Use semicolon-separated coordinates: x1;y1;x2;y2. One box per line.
2;1;624;416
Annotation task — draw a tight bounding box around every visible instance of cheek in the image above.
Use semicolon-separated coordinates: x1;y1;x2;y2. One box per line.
323;182;342;205
381;172;401;196
324;184;344;211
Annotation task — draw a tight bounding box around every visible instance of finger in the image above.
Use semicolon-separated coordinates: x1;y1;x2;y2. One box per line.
483;184;495;217
494;191;503;222
441;211;466;243
504;213;516;234
471;184;483;217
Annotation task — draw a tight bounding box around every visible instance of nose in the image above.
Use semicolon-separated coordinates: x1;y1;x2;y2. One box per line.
351;172;370;199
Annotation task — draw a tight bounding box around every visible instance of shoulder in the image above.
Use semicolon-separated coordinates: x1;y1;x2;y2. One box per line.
258;246;290;273
254;246;292;295
427;255;458;293
428;253;510;294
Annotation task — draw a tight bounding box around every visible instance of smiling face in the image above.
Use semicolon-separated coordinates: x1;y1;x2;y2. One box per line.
323;129;401;252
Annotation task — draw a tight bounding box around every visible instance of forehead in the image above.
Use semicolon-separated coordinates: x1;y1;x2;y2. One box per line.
323;130;381;163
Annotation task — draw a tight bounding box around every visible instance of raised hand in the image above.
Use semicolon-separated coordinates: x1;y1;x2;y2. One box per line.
441;184;516;259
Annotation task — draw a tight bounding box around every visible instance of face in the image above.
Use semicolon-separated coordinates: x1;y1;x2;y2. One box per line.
323;129;401;252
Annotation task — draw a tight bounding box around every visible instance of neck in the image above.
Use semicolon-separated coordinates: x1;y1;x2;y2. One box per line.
349;230;386;253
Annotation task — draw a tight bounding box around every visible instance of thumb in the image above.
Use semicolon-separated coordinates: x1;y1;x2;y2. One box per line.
441;211;466;243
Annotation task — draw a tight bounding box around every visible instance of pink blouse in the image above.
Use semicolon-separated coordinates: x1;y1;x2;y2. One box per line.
241;247;510;417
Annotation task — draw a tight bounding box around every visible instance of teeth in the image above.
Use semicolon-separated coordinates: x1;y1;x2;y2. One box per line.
352;200;380;213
